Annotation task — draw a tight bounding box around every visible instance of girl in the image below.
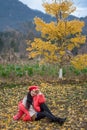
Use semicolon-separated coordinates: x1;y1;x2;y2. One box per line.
13;86;66;126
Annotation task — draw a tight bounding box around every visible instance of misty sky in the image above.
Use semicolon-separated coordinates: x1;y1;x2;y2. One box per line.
19;0;87;18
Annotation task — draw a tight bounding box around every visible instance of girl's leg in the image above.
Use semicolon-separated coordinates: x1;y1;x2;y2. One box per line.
35;111;66;126
40;103;52;114
35;111;53;121
35;111;59;122
39;103;66;125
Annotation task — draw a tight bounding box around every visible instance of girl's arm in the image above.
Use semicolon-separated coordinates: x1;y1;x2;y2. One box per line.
33;93;46;112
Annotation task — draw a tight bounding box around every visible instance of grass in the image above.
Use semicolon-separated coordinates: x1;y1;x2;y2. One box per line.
0;64;87;79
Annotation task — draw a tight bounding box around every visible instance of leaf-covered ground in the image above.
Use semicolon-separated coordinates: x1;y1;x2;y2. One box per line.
0;83;87;130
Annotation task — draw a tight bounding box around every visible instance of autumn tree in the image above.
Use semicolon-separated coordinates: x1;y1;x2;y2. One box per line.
71;54;87;70
27;0;86;79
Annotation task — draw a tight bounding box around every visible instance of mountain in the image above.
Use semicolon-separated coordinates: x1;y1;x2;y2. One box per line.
0;0;81;32
0;0;56;31
0;0;87;33
80;16;87;35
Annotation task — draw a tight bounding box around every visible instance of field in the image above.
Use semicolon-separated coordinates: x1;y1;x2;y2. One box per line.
0;82;87;130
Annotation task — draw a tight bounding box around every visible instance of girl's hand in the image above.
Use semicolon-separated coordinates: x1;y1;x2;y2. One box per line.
38;91;42;95
35;90;41;95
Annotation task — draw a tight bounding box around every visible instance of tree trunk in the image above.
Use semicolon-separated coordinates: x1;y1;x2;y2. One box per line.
59;68;63;79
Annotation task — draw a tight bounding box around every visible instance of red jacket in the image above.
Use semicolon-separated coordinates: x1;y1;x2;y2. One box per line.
33;93;46;112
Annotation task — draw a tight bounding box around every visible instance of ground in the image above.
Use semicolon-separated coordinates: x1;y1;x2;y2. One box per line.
0;82;87;130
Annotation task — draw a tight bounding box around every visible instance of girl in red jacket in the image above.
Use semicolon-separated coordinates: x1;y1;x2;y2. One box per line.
13;86;66;126
13;86;45;121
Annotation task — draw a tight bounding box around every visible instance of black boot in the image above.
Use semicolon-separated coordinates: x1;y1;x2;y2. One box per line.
57;117;66;126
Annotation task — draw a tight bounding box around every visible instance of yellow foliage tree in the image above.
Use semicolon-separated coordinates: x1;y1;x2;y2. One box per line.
71;54;87;70
27;0;86;78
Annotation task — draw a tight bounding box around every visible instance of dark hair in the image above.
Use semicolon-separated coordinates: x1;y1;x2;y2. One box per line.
26;92;33;109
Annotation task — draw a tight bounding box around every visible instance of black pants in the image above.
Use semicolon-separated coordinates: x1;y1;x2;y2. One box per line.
35;103;58;122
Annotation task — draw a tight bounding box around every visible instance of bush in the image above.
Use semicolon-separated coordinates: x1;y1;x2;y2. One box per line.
0;64;87;78
27;67;33;76
81;68;87;74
